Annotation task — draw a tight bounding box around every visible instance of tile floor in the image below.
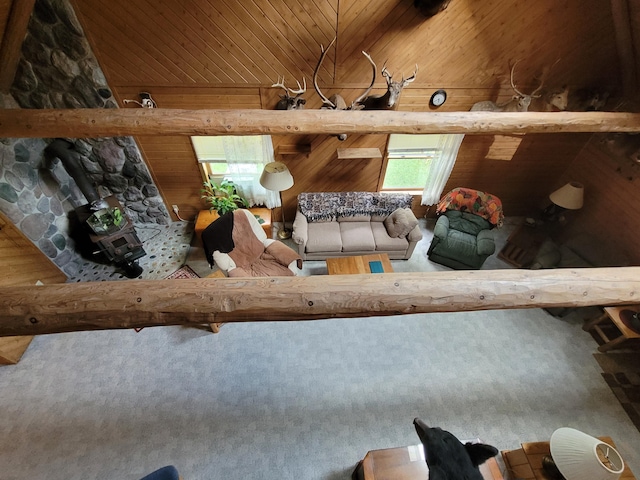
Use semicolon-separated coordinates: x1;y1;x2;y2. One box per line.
66;221;194;282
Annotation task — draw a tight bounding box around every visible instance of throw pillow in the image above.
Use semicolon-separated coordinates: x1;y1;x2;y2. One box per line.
384;208;418;238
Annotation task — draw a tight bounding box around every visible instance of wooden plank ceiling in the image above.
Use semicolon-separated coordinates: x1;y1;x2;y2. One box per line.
71;0;621;94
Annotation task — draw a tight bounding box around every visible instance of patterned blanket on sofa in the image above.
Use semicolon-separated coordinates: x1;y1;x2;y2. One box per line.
297;192;413;221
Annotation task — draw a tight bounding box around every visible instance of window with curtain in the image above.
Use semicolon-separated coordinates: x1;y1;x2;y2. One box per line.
191;135;279;208
382;134;464;205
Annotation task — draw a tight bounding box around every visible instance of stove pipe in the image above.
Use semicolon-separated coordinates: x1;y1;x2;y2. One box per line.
45;139;107;210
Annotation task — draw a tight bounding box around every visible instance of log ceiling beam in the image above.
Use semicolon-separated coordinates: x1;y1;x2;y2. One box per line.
0;267;639;337
1;109;640;138
0;0;36;93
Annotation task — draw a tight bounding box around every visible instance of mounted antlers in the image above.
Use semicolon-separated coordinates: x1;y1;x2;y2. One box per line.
313;37;377;111
471;61;548;112
272;76;307;110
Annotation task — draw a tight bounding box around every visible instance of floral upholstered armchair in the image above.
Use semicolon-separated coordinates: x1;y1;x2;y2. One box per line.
427;188;504;270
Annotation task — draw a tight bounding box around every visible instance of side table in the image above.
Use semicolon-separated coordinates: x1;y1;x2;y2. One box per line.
353;444;503;480
583;306;640;352
194;207;272;239
498;224;548;268
502;437;635;480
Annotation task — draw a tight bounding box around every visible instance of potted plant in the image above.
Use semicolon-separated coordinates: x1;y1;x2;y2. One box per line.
201;179;249;215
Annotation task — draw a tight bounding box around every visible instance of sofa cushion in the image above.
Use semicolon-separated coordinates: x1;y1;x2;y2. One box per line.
384;208;418;237
337;214;371;222
340;222;376;251
371;222;409;251
306;222;342;253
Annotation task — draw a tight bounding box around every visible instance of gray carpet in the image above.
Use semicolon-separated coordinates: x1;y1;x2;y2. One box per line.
1;217;639;480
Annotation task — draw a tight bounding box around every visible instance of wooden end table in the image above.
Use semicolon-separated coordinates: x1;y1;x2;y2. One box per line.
354;444;503;480
326;253;393;275
502;437;635;480
194;207;272;239
583;306;640;352
498;224;548;268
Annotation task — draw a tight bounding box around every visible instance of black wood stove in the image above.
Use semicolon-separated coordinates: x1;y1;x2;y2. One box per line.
74;196;146;278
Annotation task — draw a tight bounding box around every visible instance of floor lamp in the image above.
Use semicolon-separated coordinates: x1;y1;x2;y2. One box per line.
259;162;294;239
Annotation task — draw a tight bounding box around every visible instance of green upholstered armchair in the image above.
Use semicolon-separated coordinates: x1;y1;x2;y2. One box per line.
427;188;503;270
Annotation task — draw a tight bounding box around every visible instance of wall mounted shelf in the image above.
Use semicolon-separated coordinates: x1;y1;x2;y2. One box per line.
276;144;311;156
336;148;382;160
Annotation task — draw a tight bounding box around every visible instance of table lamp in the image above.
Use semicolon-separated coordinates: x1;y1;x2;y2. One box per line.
547;427;624;480
259;162;294;239
542;181;584;221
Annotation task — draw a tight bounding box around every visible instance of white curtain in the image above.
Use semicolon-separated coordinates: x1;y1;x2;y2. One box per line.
222;135;279;208
421;134;465;206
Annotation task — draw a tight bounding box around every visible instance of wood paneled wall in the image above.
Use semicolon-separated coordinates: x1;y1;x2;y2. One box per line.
73;0;621;91
0;0;11;44
558;134;640;265
0;211;67;364
73;0;625;223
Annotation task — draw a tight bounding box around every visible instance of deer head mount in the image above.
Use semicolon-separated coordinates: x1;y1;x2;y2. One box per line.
470;61;548;112
272;77;307;110
359;63;418;110
543;85;569;111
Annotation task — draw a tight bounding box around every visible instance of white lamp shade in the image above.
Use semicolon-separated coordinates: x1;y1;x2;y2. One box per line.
260;162;294;192
550;428;624;480
549;181;584;210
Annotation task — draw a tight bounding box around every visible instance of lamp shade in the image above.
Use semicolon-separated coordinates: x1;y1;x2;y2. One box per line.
260;162;294;192
550;428;624;480
549;181;584;210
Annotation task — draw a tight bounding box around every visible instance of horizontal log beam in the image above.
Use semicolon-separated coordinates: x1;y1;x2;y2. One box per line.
0;267;639;337
1;109;640;138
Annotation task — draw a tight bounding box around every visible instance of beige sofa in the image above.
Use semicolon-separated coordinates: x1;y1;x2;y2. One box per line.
292;192;423;260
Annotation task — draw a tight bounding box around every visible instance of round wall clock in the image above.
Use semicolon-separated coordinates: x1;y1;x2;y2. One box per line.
430;89;447;107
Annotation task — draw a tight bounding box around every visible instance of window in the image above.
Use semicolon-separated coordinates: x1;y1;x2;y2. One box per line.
191;135;278;207
382;134;442;191
382;134;464;206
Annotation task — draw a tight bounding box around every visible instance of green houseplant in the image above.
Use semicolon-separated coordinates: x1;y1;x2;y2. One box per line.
201;179;249;215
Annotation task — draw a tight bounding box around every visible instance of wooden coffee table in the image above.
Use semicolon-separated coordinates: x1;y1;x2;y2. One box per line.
326;253;393;275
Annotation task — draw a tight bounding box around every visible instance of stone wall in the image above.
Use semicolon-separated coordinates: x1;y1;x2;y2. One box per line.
0;0;170;277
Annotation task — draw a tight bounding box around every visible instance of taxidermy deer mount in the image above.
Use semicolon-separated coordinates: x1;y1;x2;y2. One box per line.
313;37;377;112
470;61;550;112
313;37;377;140
359;63;418;110
272;77;307;110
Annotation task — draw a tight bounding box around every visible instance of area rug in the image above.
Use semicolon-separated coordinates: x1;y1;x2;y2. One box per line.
164;265;200;280
593;352;640;434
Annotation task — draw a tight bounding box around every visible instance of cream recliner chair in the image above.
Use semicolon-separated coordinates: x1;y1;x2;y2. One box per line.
202;209;302;277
